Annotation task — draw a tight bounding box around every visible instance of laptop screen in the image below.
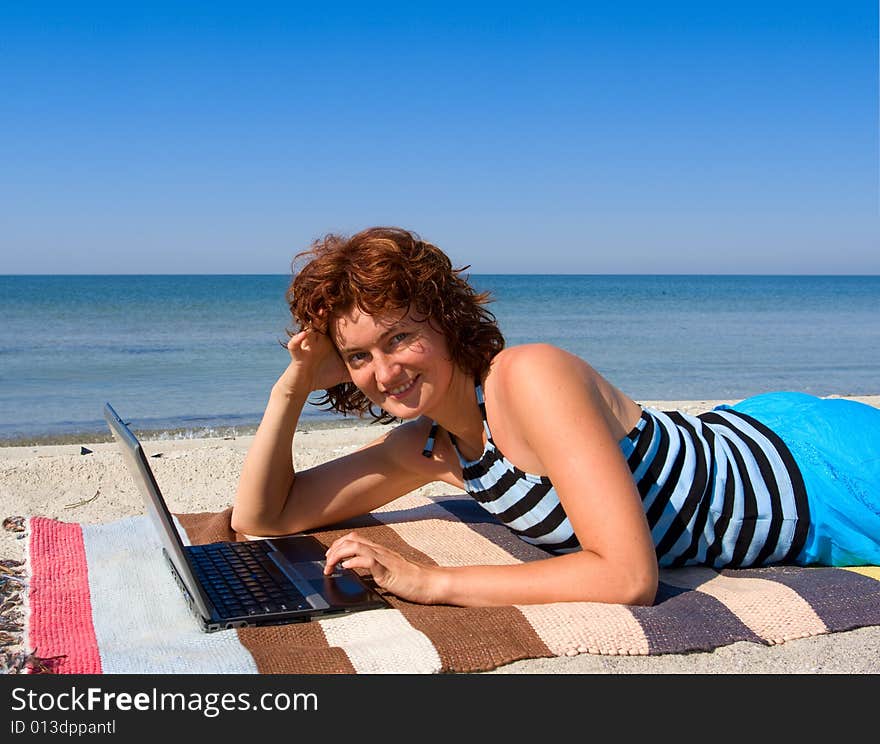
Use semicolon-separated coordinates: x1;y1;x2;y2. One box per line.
103;403;213;618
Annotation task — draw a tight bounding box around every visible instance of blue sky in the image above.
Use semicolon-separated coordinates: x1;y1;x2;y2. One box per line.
2;1;877;274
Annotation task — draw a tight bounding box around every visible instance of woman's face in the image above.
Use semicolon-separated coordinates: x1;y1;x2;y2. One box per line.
330;307;455;420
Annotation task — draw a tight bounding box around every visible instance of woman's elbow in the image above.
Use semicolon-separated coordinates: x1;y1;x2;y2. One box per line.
623;578;658;607
596;555;658;606
622;564;659;606
229;503;281;537
230;508;260;536
230;500;313;537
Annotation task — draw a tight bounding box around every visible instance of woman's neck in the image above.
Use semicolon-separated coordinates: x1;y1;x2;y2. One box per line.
425;365;486;455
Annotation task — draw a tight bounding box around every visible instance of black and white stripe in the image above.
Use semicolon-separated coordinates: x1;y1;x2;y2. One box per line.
421;422;440;458
424;381;809;567
622;407;809;567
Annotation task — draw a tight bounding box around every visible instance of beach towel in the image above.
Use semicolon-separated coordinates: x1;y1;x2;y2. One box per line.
3;492;880;674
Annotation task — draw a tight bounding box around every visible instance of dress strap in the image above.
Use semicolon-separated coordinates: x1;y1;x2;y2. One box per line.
474;379;494;443
421;421;440;458
420;377;491;457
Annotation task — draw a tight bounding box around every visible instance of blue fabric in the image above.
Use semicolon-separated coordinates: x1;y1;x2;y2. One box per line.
718;392;880;566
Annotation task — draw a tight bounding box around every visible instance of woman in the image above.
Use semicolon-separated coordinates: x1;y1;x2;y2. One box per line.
232;227;880;607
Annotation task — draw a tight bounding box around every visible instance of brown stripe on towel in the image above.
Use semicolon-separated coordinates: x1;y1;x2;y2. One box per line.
177;508;240;544
237;624;356;674
399;603;552;673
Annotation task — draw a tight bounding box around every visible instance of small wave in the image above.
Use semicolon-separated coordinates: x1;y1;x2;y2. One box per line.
0;413;374;448
147;425;257;441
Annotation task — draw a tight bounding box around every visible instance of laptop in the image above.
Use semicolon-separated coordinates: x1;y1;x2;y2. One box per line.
103;402;389;632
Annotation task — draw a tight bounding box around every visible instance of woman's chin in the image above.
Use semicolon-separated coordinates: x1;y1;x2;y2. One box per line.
384;400;424;420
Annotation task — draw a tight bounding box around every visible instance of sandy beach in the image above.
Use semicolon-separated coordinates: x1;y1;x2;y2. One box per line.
2;395;879;674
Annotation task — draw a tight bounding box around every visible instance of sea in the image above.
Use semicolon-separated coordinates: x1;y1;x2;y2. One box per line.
1;274;878;445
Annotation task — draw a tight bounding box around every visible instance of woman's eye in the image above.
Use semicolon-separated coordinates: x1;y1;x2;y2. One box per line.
390;332;408;345
347;352;367;365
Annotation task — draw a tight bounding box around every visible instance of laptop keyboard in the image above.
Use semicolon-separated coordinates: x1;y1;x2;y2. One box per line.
188;540;313;618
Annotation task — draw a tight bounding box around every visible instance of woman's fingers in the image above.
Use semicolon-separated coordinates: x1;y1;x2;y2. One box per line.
286;329;308;355
324;531;382;574
288;327;318;351
284;328;350;389
323;532;435;604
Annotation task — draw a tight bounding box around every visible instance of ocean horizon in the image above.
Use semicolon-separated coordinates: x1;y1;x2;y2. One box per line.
2;273;878;445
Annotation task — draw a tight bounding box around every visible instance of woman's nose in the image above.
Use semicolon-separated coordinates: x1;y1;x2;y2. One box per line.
373;353;401;386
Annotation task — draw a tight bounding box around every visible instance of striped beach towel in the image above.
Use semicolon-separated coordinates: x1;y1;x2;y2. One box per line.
7;492;880;674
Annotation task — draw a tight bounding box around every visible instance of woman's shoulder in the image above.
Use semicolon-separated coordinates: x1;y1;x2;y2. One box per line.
484;344;589;426
486;344;641;441
492;342;570;365
488;343;588;387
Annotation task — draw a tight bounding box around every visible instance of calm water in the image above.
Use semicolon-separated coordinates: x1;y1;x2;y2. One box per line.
1;274;878;443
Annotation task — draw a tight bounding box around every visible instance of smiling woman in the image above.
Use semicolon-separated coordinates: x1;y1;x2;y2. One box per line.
231;226;880;609
284;227;504;423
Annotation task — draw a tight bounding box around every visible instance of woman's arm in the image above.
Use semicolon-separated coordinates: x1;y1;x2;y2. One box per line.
447;345;658;605
232;330;450;536
231;375;310;534
324;344;658;606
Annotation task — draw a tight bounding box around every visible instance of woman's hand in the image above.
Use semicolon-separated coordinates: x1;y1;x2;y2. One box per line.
279;328;351;393
324;531;441;605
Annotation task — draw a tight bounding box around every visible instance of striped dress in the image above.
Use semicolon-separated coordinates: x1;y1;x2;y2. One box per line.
423;381;810;568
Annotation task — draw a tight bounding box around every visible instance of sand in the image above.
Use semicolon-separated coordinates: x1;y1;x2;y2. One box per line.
2;395;879;674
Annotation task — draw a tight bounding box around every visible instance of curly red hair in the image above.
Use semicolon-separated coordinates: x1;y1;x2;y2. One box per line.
286;227;505;422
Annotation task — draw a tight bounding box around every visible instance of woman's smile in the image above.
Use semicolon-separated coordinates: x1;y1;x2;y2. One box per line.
384;374;421;400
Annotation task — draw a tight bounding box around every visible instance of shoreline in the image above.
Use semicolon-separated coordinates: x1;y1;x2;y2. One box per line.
0;413;379;449
2;393;878;450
